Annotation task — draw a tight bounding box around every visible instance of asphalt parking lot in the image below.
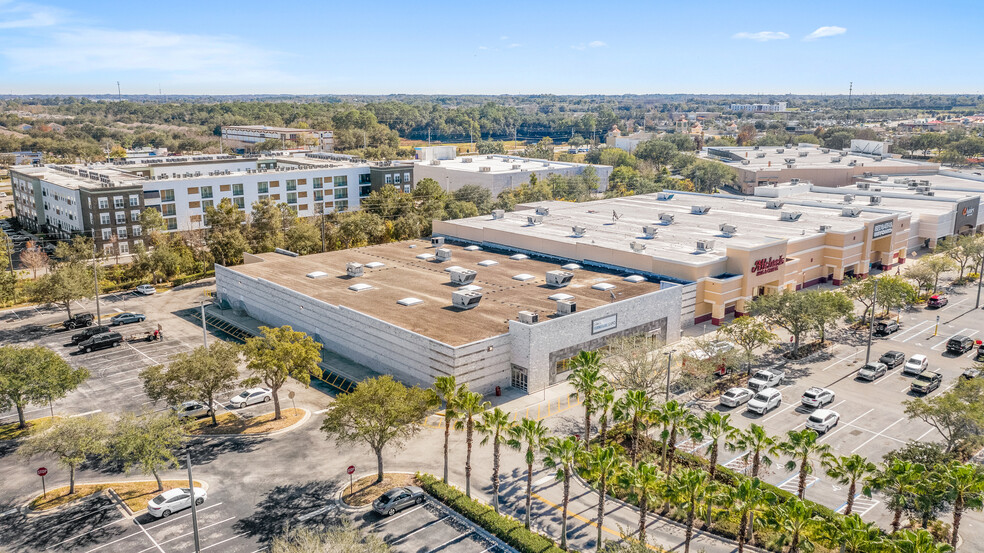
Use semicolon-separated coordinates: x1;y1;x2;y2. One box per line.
354;498;510;553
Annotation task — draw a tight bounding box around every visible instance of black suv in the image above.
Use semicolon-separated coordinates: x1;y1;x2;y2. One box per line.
63;313;94;329
879;350;906;369
71;325;111;344
946;335;974;354
78;332;123;353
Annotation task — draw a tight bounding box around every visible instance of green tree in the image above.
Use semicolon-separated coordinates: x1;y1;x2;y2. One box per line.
806;290;853;343
694;411;737;482
733;424;779;478
657;399;694;474
868;459;926;533
593;383;616;446
205;198;248;266
0;345;89;428
621;461;664;547
919;254;957;293
543;435;586;550
54;235;97;265
903;378;984;453
764;498;817;553
633;140;677;170
940;461;984;547
247;198;285;253
444;199;479;220
613;389;653;466
665;468;712;553
718;316;777;375
109;411;185;491
18;415;110;494
716;477;776;553
779;429;832;500
476;139;506;155
522;137;554;160
433;376;465;485
568;351;605;443
451;185;494;214
892;529;954;553
242;325;322;420
905;262;938;296
452;390;489;498
507;417;550;530
285;216;322;255
140;342;240;426
937;234;984;281
321;375;438;483
584;445;627;552
140;207;166;245
602;334;669;397
680;159;738;193
822;453;877;516
750;290;815;354
30;262;91;318
475;407;515;513
822;513;883;553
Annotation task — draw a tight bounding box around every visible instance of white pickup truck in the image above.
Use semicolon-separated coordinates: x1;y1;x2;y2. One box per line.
748;368;785;391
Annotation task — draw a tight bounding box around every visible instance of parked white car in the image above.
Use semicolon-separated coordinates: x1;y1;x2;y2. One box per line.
746;388;782;415
805;409;840;434
903;354;929;375
801;387;835;408
719;387;754;408
229;387;273;408
748;369;785;391
136;284;157;295
147;487;207;518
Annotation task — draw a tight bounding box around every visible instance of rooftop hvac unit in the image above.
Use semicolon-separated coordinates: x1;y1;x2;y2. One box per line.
518;311;539;324
869;196;882;205
696;239;715;252
776;148;785;153
784;158;796;164
780;211;803;222
790;178;800;185
692;205;711;215
556;299;577;316
766;200;784;209
857;182;870;190
479;166;491;172
536;206;550;216
449;268;477;285
486;155;494;159
461;157;473;163
492;209;505;219
756;152;766;158
863;172;873;178
821;148;830;153
545;270;574;288
878;175;889;181
753;146;760;150
819;225;832;232
512;164;522;169
741;159;750;165
848;160;857;167
630;241;647;252
430;160;441;165
656;191;674;200
659;213;675;224
527;214;544;225
571;225;586;237
926;191;935;196
841;207;863;218
799;151;808;157
844;194;855;203
542;162;551;167
919;180;930;185
452;290;483;310
643;225;659;237
435;248;452;261
431;236;445;247
830;157;842;163
346;262;364;277
840;151;849;157
719;223;737;236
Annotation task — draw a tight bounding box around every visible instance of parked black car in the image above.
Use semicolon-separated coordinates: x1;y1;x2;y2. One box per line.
946;335;974;354
879;350;906;369
63;313;94;329
71;325;111;344
78;332;123;353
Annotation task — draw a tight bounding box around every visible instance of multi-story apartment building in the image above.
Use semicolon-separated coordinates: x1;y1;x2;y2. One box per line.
10;165;146;256
221;125;334;152
729;102;788;113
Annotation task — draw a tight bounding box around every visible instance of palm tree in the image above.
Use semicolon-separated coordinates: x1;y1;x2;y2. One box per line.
507;417;550;529
476;407;515;514
892;529;955;553
866;460;925;533
822;513;883;553
453;390;490;498
779;429;831;500
593;382;616;446
716;477;776;553
585;445;627;552
658;400;693;474
940;460;984;547
665;468;713;553
695;411;736;482
765;498;816;553
569;351;605;444
621;462;664;547
613;389;653;466
912;473;947;530
433;376;464;484
543;435;586;551
733;424;779;478
822;453;877;516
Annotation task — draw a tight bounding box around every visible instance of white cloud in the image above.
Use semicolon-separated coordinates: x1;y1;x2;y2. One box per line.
478;45;490;50
804;26;846;40
588;40;607;48
506;43;521;49
731;31;790;42
499;35;508;40
0;0;62;28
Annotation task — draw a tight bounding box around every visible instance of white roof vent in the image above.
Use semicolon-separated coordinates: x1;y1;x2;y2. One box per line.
431;236;445;246
592;282;616;291
841;207;863;218
869;196;882;205
365;262;385;269
527;214;544;225
857;182;870;190
562;263;580;270
444;266;465;272
510;254;529;260
492;209;505;219
776;148;785;153
430;159;441;165
463;245;481;251
643;225;659;238
830;157;842;163
461;157;473;163
512;164;522;170
452;290;483;310
799;151;809;157
416;253;436;260
624;275;646;283
556;299;577;316
692;205;712;215
766;200;784;209
780;211;803;222
348;283;373;292
741;159;750;165
719;223;737;236
572;226;586;237
346;262;364;277
479;166;491;172
512;273;536;282
450;268;477;285
478;259;499;266
548;292;574;301
862;171;873;178
659;213;675;224
397;297;423;306
755;152;766;158
535;206;550;216
458;284;482;291
306;271;328;279
696;239;715;252
878;175;889;181
821;148;830;153
545;270;574;288
656;191;675;200
630;241;647;252
518;311;539;324
435;248;452;261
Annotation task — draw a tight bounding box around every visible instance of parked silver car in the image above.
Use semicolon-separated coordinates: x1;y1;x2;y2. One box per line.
373;486;425;516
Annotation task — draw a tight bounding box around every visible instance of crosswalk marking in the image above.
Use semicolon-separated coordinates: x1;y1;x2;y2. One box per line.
836;494;880;517
778;475;819;494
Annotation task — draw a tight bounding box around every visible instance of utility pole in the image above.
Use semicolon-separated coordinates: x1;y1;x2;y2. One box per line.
116;81;121;101
664;351;674;402
320;206;326;253
975;254;984;309
847;82;853;122
199;299;208;347
186;452;201;553
91;232;101;326
864;279;877;364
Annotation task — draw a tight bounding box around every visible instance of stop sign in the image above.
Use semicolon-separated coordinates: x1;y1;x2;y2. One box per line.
37;467;47;477
347;465;355;475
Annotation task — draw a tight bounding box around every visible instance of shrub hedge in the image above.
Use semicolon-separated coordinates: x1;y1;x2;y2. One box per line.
416;473;570;553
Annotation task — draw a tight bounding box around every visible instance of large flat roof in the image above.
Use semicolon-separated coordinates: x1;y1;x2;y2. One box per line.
445;192;884;266
856;173;984;194
704;145;935;172
224;240;663;346
222;125;329;133
414;154;603;175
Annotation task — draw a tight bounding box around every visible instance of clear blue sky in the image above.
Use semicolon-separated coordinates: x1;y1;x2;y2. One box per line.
0;0;980;96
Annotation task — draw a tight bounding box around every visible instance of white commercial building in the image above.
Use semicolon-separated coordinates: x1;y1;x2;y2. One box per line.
729;102;787;113
221;125;334;152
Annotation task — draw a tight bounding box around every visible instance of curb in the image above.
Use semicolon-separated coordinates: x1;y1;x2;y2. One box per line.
23;479;210;516
423;489;522;553
185;408;310;438
334;471;386;513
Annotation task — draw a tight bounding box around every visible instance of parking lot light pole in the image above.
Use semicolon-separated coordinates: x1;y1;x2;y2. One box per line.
865;280;878;365
664;350;675;402
975;254;984;309
199;299;208;348
186;452;201;553
91;232;101;325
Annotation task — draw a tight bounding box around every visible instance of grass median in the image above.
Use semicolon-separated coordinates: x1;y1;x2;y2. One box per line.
341;473;417;507
185;408;304;436
0;416;58;441
30;480;204;512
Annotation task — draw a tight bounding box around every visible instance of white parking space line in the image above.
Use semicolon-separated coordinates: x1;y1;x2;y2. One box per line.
843;423;908;444
0;508;18;518
836;495;881;517
134;519;165;553
763;402;800;422
138;503;224;530
818;409;874;444
297;506;334;522
850;417;906;453
133;517;238;553
894;320;933;342
389;515;450;544
821;353;861;371
199;533;248;552
533;475;555;487
81;528;147;553
915;428;937;442
44;517;128;549
430;532;474;551
126;342;163;364
369;504;425;530
778;475;819;494
70;409;102;417
870;373;903;387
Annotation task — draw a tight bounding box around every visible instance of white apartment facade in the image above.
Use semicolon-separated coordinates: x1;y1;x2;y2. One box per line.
221;125;334;152
730;102;788;113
